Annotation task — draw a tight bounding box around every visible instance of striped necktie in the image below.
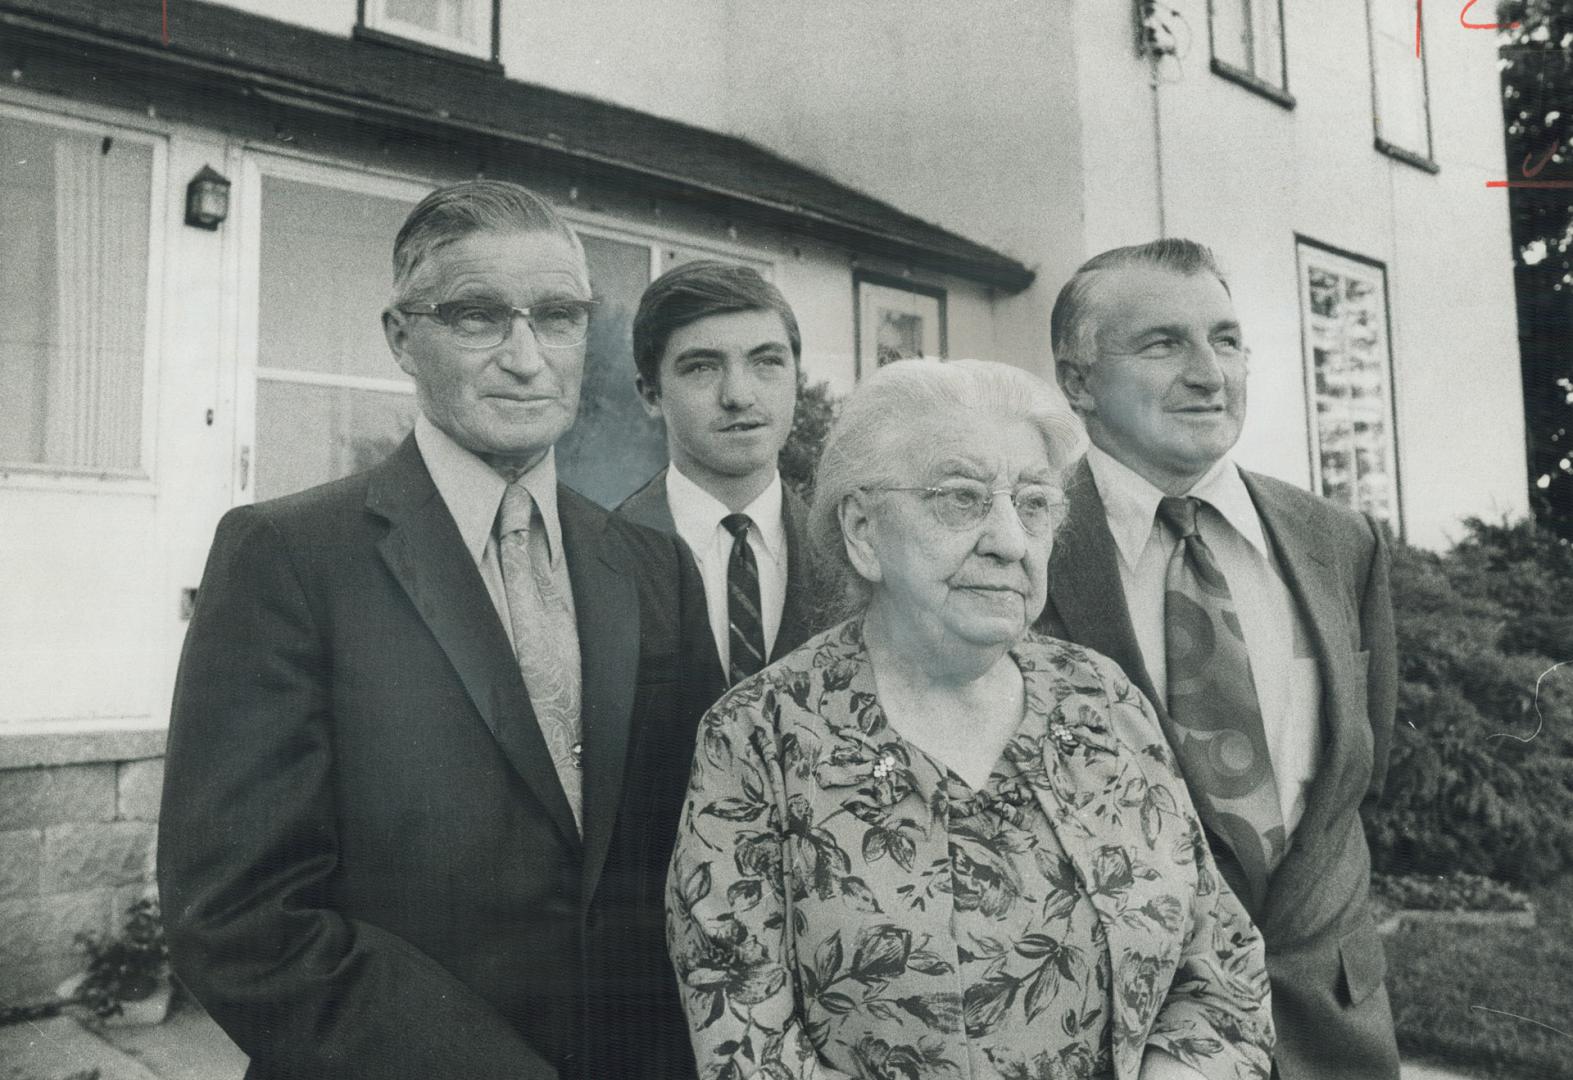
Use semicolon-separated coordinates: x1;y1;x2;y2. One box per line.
1157;495;1285;908
721;513;767;686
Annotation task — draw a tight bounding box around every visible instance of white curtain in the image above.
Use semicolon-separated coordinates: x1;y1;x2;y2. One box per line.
45;136;148;471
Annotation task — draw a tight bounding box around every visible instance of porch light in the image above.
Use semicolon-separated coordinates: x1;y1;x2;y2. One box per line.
185;165;231;230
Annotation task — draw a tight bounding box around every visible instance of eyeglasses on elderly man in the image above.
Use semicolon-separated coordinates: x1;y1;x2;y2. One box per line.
396;297;598;350
667;358;1275;1080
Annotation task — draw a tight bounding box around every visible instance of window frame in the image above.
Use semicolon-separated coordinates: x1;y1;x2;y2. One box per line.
1206;0;1296;109
355;0;502;70
0;98;168;494
1294;235;1405;539
1366;0;1438;171
233;150;433;505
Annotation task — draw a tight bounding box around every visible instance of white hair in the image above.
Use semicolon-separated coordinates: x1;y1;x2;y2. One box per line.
808;359;1085;616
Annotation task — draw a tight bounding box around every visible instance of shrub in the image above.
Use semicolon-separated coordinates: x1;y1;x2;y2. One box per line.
1365;518;1573;887
779;372;837;504
74;899;169;1020
1372;871;1531;913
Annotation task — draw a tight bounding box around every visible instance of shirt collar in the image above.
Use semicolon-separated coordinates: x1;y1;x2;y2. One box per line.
1084;444;1268;564
413;413;565;569
666;463;787;563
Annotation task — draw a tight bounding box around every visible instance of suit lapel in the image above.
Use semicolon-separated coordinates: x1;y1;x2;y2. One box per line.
773;486;815;660
1242;474;1364;922
560;488;639;904
1046;460;1164;712
618;468;679;536
1049;460;1273;904
369;437;582;853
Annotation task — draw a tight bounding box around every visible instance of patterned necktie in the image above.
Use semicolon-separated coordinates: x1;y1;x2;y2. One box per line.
499;482;584;829
1156;495;1285;907
721;513;767;686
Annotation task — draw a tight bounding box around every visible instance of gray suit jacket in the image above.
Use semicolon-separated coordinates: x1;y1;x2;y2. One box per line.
1036;458;1399;1080
616;467;826;669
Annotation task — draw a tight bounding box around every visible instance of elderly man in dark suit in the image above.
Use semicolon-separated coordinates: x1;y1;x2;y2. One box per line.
1036;239;1399;1079
617;261;823;687
159;180;719;1080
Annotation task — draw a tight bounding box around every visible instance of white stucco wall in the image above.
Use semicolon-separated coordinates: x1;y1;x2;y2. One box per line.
1073;0;1526;548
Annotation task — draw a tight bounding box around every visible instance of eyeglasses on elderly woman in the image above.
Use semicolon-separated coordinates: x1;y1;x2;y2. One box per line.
865;480;1068;536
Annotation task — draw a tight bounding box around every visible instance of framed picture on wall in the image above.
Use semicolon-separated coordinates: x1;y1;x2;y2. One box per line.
1294;237;1403;536
853;271;947;378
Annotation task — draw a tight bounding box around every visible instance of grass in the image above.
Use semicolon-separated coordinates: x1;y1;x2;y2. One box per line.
1385;874;1573;1079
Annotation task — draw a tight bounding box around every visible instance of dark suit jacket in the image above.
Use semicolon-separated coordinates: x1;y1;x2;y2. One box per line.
616;467;825;667
159;435;721;1080
1036;458;1399;1080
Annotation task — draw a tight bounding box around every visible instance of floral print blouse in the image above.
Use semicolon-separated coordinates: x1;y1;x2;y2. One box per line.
666;620;1273;1080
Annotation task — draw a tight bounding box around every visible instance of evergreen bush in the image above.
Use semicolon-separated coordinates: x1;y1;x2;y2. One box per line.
1366;519;1573;886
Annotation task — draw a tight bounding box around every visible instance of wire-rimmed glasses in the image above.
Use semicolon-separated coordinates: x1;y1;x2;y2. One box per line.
871;480;1068;537
397;299;598;349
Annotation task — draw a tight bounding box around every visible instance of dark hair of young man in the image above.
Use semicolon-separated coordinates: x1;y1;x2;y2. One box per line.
632;260;802;388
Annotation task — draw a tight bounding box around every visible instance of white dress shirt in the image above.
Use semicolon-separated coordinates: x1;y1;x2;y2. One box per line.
1085;445;1322;834
413;413;574;651
666;464;788;674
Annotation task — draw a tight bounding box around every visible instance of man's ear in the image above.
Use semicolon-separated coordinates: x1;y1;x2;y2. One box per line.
838;491;884;586
1057;358;1096;415
383;309;418;379
635;374;664;420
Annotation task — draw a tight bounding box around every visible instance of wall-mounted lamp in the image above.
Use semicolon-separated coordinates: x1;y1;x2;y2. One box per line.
185;165;230;230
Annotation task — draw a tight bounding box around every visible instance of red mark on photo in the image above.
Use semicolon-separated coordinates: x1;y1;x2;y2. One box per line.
1459;0;1520;30
1488;139;1573;189
162;0;169;45
1418;1;1523;57
1523;140;1564;179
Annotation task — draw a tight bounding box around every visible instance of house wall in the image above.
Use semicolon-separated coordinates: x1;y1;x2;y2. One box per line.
0;0;1534;1000
1072;0;1526;548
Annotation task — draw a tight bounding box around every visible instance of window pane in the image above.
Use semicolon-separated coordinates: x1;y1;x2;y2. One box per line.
254;381;416;501
1371;2;1430;156
253;173;420;500
1251;0;1285;87
258;176;417;382
1212;0;1251;72
1299;248;1400;531
375;0;489;53
0;115;152;473
554;234;667;508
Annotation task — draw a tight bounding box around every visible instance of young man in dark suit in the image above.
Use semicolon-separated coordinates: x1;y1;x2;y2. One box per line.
618;261;824;686
1038;239;1400;1079
158;180;719;1080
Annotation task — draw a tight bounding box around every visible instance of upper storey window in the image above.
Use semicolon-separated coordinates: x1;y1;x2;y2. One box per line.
1368;0;1436;169
361;0;499;64
1209;0;1291;105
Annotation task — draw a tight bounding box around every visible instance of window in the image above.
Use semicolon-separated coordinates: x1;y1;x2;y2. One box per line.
249;168;423;503
360;0;498;63
1209;0;1291;104
554;231;774;507
242;161;770;510
1368;0;1435;168
0;108;160;480
1295;239;1402;534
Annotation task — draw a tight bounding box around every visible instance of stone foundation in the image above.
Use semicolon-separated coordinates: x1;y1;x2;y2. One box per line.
0;725;165;1006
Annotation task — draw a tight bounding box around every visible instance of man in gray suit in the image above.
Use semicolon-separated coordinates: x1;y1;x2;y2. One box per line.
618;261;823;686
1037;239;1399;1079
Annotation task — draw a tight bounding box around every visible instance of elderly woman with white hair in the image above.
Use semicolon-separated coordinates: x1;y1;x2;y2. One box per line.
666;359;1273;1080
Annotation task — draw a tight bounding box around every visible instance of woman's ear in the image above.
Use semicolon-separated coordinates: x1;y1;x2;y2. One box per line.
838;491;884;586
